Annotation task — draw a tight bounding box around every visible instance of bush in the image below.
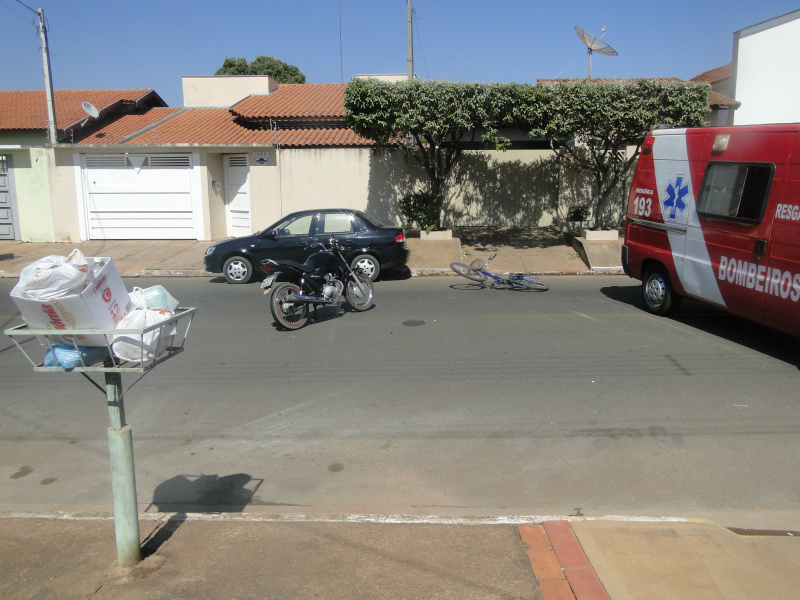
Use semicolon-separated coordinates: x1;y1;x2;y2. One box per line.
567;203;590;222
399;192;443;231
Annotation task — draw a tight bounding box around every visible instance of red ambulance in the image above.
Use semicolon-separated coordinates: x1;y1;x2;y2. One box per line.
622;123;800;337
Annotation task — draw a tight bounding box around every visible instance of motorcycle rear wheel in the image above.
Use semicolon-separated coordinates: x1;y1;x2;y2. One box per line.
270;282;309;330
345;273;374;311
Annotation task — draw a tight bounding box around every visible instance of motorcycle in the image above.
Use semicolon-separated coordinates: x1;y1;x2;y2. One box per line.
260;238;374;330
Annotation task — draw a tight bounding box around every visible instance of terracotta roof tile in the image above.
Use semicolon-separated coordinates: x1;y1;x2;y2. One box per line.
0;89;165;131
690;64;732;84
276;127;377;147
708;91;740;108
76;106;379;148
231;83;347;121
75;108;184;145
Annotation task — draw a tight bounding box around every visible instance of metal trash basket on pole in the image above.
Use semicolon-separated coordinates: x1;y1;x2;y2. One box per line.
5;306;197;566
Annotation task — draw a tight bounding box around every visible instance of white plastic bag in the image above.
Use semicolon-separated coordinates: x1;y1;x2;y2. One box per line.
12;249;90;300
111;308;176;364
129;285;179;311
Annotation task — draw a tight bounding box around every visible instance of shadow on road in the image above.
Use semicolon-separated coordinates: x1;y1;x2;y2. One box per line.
601;285;800;369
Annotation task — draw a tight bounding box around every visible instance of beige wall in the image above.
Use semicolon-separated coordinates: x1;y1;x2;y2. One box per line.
182;76;278;108
204;153;226;239
12;147;57;242
50;150;81;241
15;143;629;243
448;149;560;227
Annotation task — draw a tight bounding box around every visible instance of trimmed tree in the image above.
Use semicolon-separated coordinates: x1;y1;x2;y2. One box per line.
215;55;305;83
527;79;711;228
344;78;527;230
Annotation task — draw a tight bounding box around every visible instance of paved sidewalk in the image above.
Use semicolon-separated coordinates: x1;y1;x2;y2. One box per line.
1;513;798;600
0;235;617;279
0;239;217;279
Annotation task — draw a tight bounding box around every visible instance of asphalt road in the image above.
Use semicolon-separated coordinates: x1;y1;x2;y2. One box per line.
1;275;799;530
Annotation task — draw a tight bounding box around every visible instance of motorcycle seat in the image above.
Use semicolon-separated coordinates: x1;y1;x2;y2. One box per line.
267;259;313;273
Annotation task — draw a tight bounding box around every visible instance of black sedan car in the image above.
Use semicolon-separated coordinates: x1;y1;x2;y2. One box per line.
204;209;408;283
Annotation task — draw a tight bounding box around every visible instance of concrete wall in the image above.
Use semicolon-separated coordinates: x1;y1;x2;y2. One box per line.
182;76;279;107
733;10;800;125
204;153;227;239
3;147;56;242
8;143;632;243
50;150;80;242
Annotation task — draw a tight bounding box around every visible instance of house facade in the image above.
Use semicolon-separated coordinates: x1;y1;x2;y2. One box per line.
732;9;800;125
0;89;167;241
1;77;580;243
689;64;740;126
3;74;725;243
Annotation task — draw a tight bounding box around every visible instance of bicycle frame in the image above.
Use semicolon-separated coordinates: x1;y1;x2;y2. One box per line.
451;254;549;291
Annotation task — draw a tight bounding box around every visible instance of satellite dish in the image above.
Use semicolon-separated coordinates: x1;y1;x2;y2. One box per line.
575;26;618;78
81;101;99;119
79;101;100;129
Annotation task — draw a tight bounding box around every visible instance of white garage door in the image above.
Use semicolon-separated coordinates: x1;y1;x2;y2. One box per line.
82;154;198;239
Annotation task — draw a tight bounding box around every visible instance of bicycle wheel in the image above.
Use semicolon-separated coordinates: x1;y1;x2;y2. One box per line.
508;275;549;291
450;262;487;283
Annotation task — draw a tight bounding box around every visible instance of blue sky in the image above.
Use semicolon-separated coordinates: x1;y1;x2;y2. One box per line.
2;0;798;107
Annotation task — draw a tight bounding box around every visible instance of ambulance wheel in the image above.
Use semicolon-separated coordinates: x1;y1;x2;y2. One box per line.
642;265;681;316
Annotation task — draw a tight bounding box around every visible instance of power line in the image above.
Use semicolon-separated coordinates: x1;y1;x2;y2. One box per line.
0;0;35;23
412;0;429;79
12;0;36;14
339;0;343;83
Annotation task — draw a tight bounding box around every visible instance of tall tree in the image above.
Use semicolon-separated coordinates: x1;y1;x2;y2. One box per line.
344;78;527;229
527;79;711;228
215;55;306;83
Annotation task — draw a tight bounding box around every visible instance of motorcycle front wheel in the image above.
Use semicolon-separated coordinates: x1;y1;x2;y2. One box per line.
345;273;374;312
270;282;309;330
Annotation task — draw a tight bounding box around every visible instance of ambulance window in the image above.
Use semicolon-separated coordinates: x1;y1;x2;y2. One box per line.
698;163;772;223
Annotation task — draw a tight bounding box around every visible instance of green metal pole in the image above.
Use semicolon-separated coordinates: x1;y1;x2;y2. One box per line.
105;372;141;566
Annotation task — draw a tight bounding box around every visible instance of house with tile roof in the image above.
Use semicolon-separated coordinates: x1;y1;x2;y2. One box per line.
687;9;800;127
0;89;166;240
730;8;800;125
1;78;409;242
689;65;739;126
0;72;747;244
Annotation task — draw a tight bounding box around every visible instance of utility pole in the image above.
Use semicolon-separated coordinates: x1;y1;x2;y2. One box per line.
406;0;414;80
38;8;58;144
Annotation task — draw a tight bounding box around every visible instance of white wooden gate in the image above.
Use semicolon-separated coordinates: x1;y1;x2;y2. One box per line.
224;154;252;237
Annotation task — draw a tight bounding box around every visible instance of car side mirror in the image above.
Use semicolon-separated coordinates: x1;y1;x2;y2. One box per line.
263;229;285;239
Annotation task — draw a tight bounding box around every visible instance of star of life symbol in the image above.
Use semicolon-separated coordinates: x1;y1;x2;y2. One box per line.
662;175;690;221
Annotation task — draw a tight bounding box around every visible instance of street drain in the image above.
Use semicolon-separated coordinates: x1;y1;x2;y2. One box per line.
402;319;426;327
727;528;798;537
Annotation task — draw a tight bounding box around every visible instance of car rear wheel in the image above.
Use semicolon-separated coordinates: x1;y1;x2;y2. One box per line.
642;265;681;316
223;256;253;284
351;254;380;281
